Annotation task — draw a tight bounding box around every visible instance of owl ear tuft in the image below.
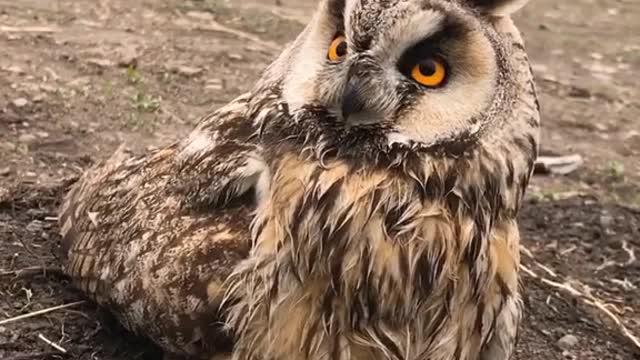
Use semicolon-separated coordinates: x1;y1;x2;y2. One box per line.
467;0;530;17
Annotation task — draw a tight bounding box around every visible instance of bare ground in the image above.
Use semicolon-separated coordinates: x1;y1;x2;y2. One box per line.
0;0;639;359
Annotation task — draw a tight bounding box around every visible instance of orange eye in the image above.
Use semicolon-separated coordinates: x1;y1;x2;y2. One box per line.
328;35;348;62
411;57;447;87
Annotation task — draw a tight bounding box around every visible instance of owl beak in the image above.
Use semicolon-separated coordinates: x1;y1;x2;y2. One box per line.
341;83;384;126
341;82;367;121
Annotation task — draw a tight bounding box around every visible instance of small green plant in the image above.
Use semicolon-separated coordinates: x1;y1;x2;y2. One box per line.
121;112;158;132
124;67;162;113
104;80;114;97
126;66;143;84
607;160;625;179
132;92;161;112
159;72;173;84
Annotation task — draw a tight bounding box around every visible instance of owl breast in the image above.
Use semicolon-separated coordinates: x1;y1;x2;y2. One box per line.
228;151;522;360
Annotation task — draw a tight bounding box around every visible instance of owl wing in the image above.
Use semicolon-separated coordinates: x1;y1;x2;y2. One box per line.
58;93;266;357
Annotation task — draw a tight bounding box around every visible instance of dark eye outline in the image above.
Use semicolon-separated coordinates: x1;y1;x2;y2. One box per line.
409;56;448;88
327;33;348;62
397;40;450;88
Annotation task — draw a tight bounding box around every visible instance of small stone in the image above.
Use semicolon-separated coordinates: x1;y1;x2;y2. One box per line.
599;211;614;229
557;334;579;350
32;93;46;103
0;187;9;202
87;58;115;68
205;78;224;91
174;65;203;77
115;45;139;68
0;141;16;151
186;11;214;21
0;167;10;176
228;53;244;61
26;220;44;233
12;98;28;108
5;65;25;74
625;131;639;141
39;84;58;93
18;133;37;143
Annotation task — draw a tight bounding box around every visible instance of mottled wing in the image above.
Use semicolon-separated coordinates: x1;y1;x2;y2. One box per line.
58;94;265;357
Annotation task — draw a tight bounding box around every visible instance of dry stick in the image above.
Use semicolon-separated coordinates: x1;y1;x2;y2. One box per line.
520;255;640;350
0;25;60;33
5;352;59;360
0;266;64;278
37;333;67;354
0;301;85;326
192;19;278;52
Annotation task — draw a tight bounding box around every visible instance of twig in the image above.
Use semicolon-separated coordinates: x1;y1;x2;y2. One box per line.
175;14;278;52
37;333;67;354
5;352;59;360
533;154;583;175
521;252;640;350
0;25;60;33
0;301;85;326
622;240;636;266
0;266;64;278
520;246;558;278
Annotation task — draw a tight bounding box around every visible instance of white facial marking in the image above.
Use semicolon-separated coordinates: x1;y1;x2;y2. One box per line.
379;10;445;63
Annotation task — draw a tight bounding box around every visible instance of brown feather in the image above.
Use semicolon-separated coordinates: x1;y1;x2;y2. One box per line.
59;94;260;358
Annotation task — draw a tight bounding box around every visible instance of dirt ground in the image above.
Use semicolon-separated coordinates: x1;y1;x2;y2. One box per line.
0;0;639;359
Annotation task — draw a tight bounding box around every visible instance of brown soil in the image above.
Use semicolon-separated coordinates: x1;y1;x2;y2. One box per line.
1;0;639;359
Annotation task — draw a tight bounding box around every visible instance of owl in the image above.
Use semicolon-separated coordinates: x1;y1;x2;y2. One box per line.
58;0;539;360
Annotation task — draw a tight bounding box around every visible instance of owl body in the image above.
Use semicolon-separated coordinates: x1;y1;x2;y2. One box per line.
59;96;258;358
227;0;538;358
227;152;524;360
59;0;539;359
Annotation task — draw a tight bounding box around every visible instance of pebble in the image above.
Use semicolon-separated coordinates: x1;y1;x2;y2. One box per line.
174;65;203;77
186;11;214;21
557;334;579;350
599;211;614;228
5;65;25;74
0;141;16;151
116;45;139;68
87;58;115;68
205;78;224;91
18;133;37;143
26;220;44;233
32;93;46;103
12;98;28;108
0;167;10;176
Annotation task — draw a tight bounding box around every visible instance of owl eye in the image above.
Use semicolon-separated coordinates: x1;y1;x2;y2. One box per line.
328;35;348;62
411;57;447;87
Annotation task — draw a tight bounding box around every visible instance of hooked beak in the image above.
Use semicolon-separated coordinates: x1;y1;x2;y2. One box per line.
340;77;384;126
341;78;367;120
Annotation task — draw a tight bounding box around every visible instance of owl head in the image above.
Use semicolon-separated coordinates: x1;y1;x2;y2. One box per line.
251;0;537;164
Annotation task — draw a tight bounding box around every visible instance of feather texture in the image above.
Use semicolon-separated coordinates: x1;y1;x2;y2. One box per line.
59;94;264;358
59;1;539;359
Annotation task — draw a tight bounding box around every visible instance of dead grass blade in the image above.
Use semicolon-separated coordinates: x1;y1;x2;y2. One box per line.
521;246;640;350
0;301;85;326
